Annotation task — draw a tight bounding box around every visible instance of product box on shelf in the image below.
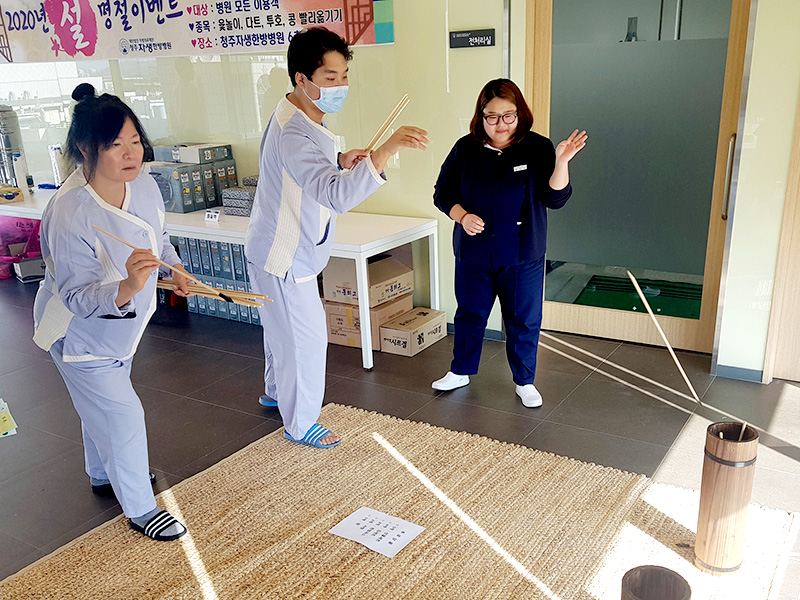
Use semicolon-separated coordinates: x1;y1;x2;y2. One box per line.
225;281;240;321
176;237;191;271
202;276;217;318
186;237;202;274
214;162;230;196
236;281;251;324
230;244;246;281
322;255;413;308
198;238;213;276
212;278;229;320
147;162;196;213
213;159;238;189
221;186;256;217
190;165;206;211
379;308;446;357
324;293;413;351
153;144;233;164
202;165;218;208
218;241;234;279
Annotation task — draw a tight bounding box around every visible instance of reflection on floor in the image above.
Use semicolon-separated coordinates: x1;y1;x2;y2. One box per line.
0;276;798;595
546;261;705;319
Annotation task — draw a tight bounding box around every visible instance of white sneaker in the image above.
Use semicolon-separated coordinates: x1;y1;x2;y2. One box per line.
432;371;470;391
515;384;543;408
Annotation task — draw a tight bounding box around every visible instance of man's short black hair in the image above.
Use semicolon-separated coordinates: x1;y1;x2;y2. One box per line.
287;27;353;87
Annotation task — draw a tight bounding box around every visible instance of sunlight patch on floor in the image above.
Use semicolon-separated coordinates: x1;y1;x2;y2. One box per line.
161;488;220;600
372;432;563;600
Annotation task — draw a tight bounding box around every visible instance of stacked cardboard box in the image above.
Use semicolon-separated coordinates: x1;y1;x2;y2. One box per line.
380;308;447;357
324;293;413;351
321;253;445;355
322;255;414;307
174;236;260;325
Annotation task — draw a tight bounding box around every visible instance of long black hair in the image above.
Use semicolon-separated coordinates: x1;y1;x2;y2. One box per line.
65;83;153;180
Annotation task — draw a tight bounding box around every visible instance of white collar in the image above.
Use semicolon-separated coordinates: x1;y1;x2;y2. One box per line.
280;96;336;141
85;180;131;213
484;143;505;154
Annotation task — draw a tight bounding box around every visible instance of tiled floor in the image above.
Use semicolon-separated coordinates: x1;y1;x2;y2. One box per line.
1;277;798;595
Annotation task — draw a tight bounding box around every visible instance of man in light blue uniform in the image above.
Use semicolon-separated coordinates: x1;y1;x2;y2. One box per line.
245;27;428;448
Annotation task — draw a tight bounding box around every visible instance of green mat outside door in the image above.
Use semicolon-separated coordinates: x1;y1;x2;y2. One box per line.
573;275;702;319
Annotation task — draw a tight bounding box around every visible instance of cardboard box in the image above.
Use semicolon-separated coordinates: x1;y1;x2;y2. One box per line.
153;144;233;164
323;255;414;308
380;308;446;357
325;293;413;351
147;162;196;213
8;242;45;283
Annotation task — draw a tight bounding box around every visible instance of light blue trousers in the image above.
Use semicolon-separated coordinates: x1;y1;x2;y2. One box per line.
248;262;328;440
50;339;157;518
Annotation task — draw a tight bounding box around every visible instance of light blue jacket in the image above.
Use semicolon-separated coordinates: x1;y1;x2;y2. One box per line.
33;169;180;362
245;97;385;282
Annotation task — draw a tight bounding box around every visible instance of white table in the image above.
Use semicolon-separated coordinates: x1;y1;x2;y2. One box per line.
164;209;439;370
0;189;51;218
1;191;440;370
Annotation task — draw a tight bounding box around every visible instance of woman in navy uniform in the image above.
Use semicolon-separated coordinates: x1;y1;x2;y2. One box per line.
432;79;586;407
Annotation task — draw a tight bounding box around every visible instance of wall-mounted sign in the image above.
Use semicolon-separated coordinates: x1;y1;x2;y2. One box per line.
449;29;494;49
0;0;395;64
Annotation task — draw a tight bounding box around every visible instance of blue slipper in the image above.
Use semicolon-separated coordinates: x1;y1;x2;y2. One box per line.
258;394;278;408
283;423;340;448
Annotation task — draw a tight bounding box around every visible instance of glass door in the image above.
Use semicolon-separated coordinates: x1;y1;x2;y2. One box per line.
528;0;751;352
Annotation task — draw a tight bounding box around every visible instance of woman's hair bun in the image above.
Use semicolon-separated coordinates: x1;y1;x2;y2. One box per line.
71;83;96;102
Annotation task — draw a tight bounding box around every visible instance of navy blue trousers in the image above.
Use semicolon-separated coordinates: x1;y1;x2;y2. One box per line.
451;257;545;385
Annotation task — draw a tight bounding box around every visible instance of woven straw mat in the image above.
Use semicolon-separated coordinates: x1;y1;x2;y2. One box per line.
2;403;796;600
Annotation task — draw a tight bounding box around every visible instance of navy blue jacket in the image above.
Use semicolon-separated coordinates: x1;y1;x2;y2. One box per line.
434;131;572;266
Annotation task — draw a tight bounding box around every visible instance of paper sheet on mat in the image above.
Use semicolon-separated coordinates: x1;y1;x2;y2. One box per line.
0;398;17;437
329;507;424;558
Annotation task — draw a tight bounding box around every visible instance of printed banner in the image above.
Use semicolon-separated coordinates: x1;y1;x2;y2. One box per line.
0;0;393;63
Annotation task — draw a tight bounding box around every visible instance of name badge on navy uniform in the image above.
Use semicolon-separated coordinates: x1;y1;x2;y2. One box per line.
513;164;528;172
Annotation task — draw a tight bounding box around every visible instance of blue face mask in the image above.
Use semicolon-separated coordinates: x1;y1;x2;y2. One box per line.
304;79;348;114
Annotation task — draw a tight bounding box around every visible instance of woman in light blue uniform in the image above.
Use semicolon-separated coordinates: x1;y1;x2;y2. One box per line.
33;84;192;541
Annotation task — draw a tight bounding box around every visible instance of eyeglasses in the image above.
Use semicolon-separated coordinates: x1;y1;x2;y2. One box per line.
483;113;518;126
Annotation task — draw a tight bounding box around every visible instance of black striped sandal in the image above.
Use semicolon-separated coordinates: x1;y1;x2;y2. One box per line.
129;510;187;541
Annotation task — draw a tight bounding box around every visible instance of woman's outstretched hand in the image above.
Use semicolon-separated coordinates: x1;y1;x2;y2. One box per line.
555;129;588;164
